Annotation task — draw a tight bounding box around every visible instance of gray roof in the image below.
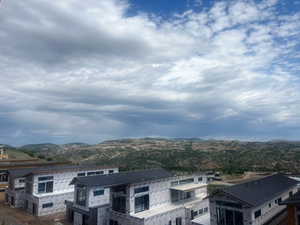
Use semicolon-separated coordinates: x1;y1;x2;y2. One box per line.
220;174;298;207
8;164;116;178
71;168;173;187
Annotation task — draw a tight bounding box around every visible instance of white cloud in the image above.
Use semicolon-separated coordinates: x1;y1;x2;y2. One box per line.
0;0;300;144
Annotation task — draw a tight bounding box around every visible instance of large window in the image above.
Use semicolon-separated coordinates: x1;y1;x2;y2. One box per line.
94;189;104;196
216;208;243;225
42;202;53;208
171;190;192;202
171;178;194;186
176;217;182;225
76;185;87;206
134;186;149;194
112;196;126;213
109;220;119;225
38;176;53;193
179;178;194;185
26;176;33;194
135;194;149;213
95;171;104;175
87;172;97;176
191;210;198;219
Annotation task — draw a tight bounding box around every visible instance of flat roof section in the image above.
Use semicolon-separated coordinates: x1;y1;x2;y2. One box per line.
170;183;207;192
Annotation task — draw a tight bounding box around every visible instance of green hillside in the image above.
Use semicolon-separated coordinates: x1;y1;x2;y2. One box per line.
16;138;300;173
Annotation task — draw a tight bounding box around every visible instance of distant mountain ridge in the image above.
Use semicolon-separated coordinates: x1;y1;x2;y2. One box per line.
9;138;300;173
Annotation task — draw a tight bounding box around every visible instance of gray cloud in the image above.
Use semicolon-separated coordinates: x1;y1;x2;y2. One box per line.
1;0;300;145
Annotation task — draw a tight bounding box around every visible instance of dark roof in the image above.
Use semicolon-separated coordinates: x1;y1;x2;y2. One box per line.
8;164;116;178
280;190;300;205
70;168;173;187
220;174;298;207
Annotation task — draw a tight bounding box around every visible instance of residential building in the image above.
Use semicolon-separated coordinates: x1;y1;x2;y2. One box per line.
67;168;211;225
209;174;299;225
279;190;300;225
0;160;70;200
6;164;118;216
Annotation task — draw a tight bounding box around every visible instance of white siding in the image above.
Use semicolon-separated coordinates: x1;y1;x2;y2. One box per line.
88;187;110;208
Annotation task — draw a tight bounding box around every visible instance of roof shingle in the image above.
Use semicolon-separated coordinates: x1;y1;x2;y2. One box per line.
220;174;298;207
71;168;173;187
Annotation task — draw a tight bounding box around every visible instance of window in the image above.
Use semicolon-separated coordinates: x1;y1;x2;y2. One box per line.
109;170;114;174
171;181;179;186
38;176;53;181
169;221;172;225
208;177;214;182
290;191;293;197
204;207;208;213
171;190;192;202
135;194;149;213
109;220;118;225
95;171;104;175
217;208;243;225
176;217;182;225
198;177;203;182
254;209;261;218
76;185;87;206
179;178;194;185
199;208;203;215
94;189;104;196
38;177;53;194
191;210;198;219
19;179;25;183
42;202;53;208
77;173;85;177
134;186;149;194
87;172;97;176
25;177;33;194
269;203;271;208
277;197;282;204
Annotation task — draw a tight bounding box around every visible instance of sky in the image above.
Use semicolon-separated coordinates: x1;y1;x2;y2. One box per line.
1;0;300;146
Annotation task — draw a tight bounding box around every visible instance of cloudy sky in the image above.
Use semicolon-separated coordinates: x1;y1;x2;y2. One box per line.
1;0;300;145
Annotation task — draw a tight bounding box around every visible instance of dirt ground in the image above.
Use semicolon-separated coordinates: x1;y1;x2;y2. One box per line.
222;171;273;184
0;201;71;225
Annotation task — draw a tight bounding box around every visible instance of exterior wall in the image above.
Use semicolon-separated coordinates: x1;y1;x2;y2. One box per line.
31;168;118;196
6;188;26;208
110;210;144;225
14;177;26;189
144;207;186;225
38;191;74;216
97;205;110;225
88;187;110;208
74;211;83;225
188;199;210;220
129;179;171;214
